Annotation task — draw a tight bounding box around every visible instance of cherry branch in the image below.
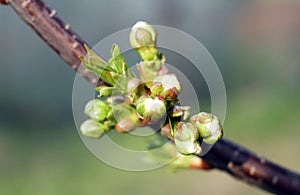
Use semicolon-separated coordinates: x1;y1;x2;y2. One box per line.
2;0;300;194
1;0;106;86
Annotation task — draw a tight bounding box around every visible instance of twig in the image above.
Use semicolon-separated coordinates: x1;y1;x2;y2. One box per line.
203;139;300;194
1;0;106;86
2;0;300;194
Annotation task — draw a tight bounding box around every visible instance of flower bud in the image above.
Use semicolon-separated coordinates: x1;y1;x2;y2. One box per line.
107;95;125;104
130;21;158;61
130;21;157;48
115;114;140;133
174;122;202;155
127;78;141;95
150;82;163;95
161;123;173;140
137;61;162;85
151;74;182;100
80;119;108;138
126;78;146;104
84;99;111;121
136;96;166;122
190;112;223;144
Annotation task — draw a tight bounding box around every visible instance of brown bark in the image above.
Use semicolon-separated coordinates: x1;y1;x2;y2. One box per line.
1;0;106;86
1;0;300;194
203;139;300;195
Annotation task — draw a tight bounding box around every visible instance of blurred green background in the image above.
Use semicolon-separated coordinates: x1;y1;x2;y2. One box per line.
0;0;300;194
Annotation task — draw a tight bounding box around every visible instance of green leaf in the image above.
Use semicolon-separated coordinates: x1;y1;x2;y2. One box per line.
80;45;119;85
83;44;107;69
109;44;128;74
96;86;114;97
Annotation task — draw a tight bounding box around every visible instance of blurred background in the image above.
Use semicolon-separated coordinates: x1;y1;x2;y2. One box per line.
0;0;300;194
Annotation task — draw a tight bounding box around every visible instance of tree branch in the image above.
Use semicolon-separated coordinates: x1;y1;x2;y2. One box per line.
1;0;106;86
2;0;300;194
203;139;300;194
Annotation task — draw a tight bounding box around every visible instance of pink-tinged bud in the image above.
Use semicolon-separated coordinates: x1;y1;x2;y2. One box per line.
161;123;173;140
115;115;139;133
151;74;181;100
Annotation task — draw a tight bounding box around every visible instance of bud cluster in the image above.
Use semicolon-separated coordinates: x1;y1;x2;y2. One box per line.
79;21;224;159
80;99;114;138
173;112;223;155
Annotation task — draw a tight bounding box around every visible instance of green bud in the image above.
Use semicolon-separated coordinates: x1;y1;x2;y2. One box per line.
107;95;125;104
115;114;140;133
130;21;157;48
130;21;158;61
84;99;111;122
137;61;162;85
136;96;166;122
150;82;164;95
174;122;202;155
127;78;141;95
126;78;146;104
203;129;223;144
190;112;223;144
110;102;140;132
151;74;182;100
80;119;108;138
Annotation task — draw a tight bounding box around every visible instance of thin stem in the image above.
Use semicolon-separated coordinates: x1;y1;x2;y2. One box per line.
2;0;300;194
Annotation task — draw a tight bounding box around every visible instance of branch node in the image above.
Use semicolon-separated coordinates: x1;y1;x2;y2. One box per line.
21;0;31;8
227;161;234;169
72;64;78;70
91;78;98;84
249;166;256;176
72;42;79;49
64;24;70;30
258;157;266;165
272;176;279;185
49;9;56;18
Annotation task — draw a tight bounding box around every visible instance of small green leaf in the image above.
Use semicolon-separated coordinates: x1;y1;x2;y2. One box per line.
108;44;131;75
96;86;114;97
80;45;118;85
83;44;107;68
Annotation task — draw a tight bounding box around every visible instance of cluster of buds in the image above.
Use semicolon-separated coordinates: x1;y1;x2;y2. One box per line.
130;21;168;86
80;99;114;138
173;112;223;155
80;21;224;160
